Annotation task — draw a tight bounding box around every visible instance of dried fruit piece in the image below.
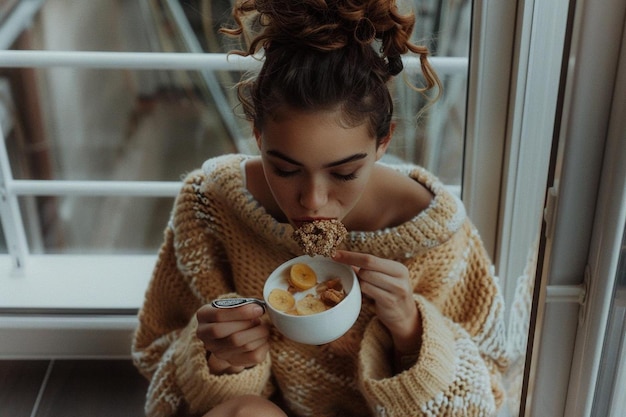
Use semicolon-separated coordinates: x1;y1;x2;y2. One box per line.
319;288;345;307
289;263;318;290
268;288;296;312
295;295;327;315
317;278;343;293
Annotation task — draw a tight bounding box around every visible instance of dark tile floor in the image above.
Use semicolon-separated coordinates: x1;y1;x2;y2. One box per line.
0;360;148;417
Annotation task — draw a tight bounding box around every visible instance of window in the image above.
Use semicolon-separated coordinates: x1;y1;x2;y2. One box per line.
0;0;480;355
3;0;512;364
1;0;473;300
1;1;471;257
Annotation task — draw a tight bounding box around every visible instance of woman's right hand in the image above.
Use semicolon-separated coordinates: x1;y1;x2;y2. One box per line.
196;303;270;374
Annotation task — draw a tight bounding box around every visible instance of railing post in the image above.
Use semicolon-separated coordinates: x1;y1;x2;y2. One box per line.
0;128;29;275
0;0;45;50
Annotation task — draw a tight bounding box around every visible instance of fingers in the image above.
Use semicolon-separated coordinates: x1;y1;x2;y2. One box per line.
333;250;407;278
210;336;271;369
198;302;265;325
196;303;267;345
197;303;265;340
333;249;414;321
196;303;270;370
207;353;246;374
332;250;409;294
333;250;421;352
206;322;270;354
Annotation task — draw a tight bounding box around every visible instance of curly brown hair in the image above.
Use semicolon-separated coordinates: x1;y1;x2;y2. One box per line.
221;0;441;145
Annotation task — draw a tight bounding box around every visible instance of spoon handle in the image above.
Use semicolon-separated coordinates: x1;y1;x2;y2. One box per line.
211;297;266;312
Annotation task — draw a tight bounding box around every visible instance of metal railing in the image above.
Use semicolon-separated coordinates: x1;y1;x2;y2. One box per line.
0;48;468;275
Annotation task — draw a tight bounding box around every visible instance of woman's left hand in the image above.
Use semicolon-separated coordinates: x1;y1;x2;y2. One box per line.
332;250;422;354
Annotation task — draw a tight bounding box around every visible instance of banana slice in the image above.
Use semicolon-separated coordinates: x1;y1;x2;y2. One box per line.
295;295;327;315
289;263;318;291
268;288;296;312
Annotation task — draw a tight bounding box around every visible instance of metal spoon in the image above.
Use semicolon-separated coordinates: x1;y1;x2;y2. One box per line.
211;297;266;313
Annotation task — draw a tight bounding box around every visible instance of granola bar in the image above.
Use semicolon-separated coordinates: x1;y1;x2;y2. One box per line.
292;219;347;257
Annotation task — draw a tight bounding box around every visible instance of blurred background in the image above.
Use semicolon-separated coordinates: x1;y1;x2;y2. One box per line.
0;0;470;255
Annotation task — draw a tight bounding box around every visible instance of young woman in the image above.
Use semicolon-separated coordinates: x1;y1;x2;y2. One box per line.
132;0;509;416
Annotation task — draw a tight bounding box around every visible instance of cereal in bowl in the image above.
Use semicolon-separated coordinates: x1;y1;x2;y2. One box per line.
267;263;347;315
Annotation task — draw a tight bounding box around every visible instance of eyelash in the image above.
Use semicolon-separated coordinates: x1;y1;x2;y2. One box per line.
334;172;358;182
273;168;358;182
273;168;298;178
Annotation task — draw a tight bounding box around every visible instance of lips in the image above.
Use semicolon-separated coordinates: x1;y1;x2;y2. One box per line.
292;217;335;229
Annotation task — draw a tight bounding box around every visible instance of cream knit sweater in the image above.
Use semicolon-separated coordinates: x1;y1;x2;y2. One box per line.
132;154;509;417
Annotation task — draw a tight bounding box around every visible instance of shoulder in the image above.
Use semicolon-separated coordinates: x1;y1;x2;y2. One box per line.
175;154;248;196
366;164;435;229
174;154;246;189
200;154;247;180
170;154;250;215
344;163;473;258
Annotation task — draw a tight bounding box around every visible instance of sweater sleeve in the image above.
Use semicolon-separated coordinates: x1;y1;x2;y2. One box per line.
358;221;509;417
131;173;273;417
131;227;273;417
358;297;498;416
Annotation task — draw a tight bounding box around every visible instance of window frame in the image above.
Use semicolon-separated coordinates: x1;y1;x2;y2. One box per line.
521;0;626;415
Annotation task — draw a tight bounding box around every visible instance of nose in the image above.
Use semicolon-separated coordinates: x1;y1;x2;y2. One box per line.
299;178;328;211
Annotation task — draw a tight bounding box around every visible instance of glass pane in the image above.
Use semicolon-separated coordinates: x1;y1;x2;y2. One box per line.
9;66;239;182
0;0;19;24
0;77;17;255
3;0;471;253
390;0;471;185
592;221;626;416
18;196;173;254
0;223;5;253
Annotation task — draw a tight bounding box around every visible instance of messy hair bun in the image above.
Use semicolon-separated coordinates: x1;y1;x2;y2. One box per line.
222;0;441;140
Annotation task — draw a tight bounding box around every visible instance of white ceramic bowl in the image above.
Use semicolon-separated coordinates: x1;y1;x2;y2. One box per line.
263;255;361;345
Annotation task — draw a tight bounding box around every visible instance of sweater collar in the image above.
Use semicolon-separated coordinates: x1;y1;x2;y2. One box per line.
202;155;467;260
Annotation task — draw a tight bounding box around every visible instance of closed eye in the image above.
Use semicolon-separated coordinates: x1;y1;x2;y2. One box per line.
333;172;358;181
273;167;299;177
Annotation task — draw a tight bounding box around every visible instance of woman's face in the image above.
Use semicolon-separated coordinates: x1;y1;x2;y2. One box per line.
255;108;389;228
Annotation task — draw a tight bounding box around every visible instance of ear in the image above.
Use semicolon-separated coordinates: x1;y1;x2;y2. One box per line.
375;122;395;160
253;127;262;150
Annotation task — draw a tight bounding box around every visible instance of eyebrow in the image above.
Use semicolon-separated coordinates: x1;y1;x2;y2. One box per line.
266;150;368;168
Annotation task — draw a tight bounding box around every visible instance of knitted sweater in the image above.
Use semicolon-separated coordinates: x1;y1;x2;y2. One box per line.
132;154;509;417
